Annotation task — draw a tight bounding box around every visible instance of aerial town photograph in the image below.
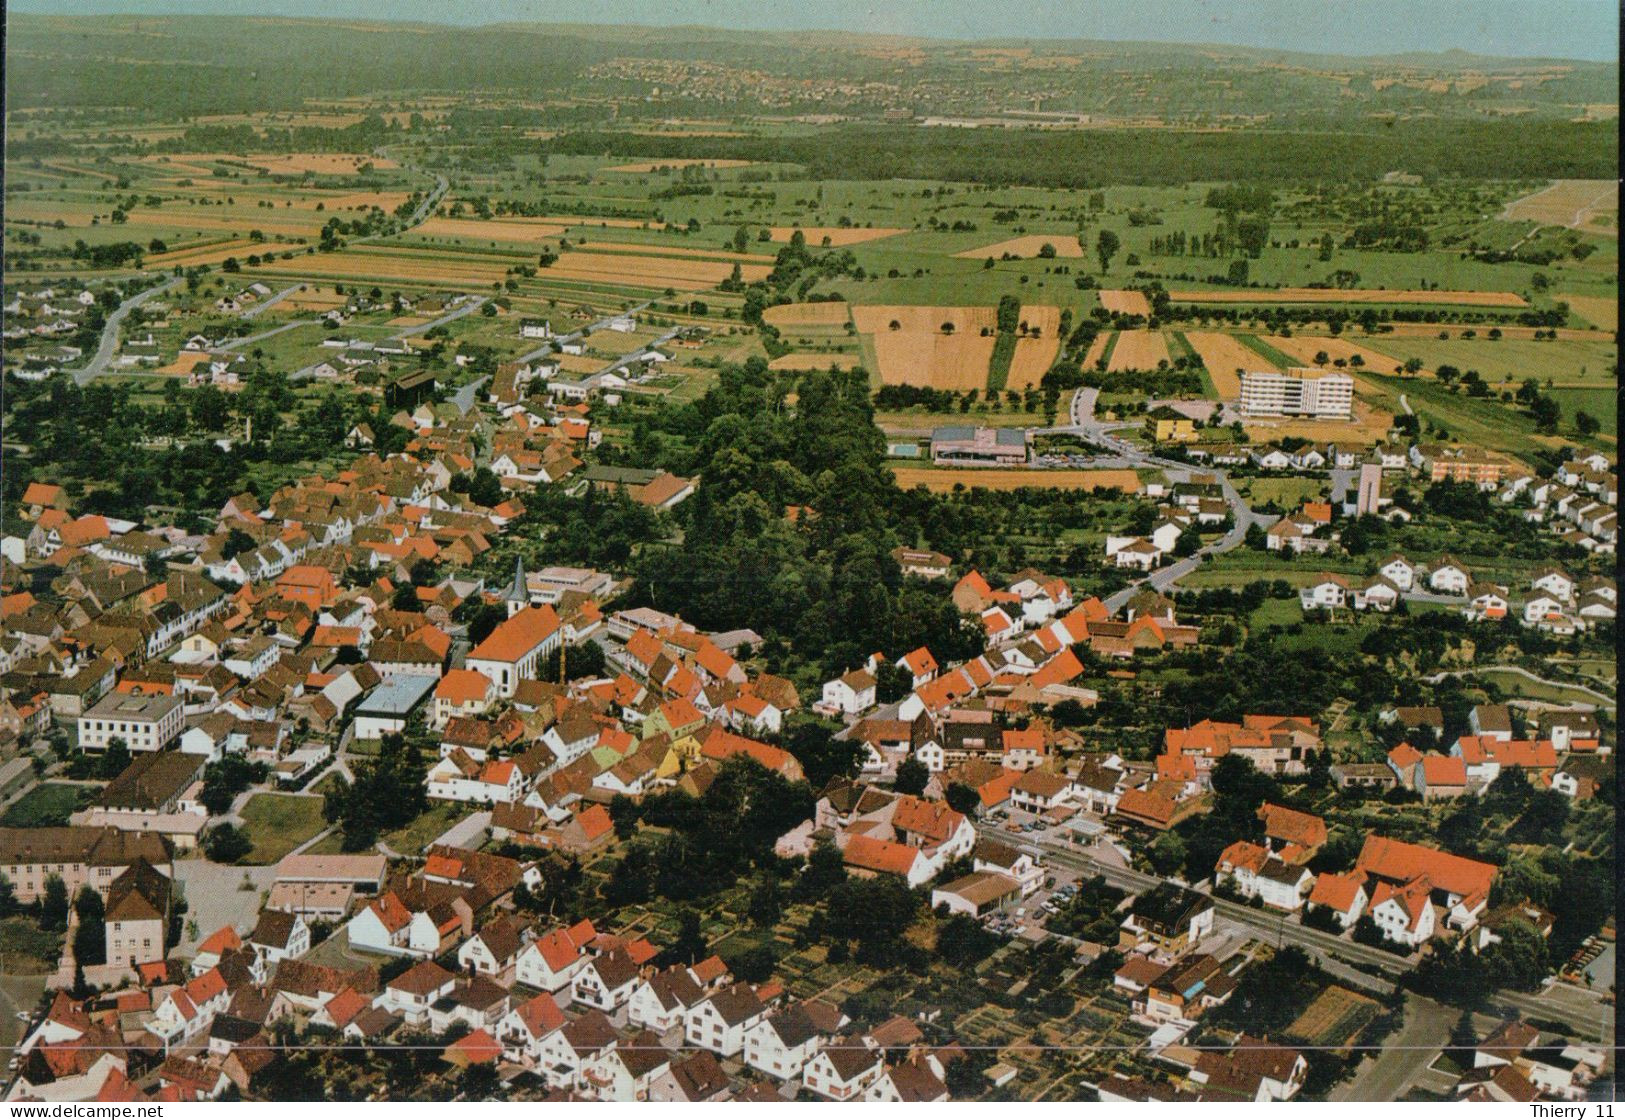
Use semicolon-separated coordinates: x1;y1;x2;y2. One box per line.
0;0;1616;1107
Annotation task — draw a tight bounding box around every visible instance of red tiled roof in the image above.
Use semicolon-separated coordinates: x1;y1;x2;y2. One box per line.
842;835;922;878
469;605;560;663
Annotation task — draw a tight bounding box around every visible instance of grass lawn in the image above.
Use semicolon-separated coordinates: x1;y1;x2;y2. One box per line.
1238;476;1329;510
1247;597;1304;628
238;793;328;865
1470;668;1612;707
306;800;465;857
0;782;90;828
0;916;62;973
1358;337;1617;388
1362;373;1575;463
1546;387;1619;436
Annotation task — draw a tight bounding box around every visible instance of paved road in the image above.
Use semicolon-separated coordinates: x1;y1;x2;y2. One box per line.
984;824;1409;979
514;300;655;364
987;823;1614;1043
241;284;302;319
393;296;486;340
220;317;319;352
1331;993;1456;1101
1045;390;1267;614
70;275;183;385
1423;664;1615;707
452;374;492;415
1497;982;1614;1043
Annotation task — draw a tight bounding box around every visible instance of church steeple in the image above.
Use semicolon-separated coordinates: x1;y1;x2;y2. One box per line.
506;555;528;614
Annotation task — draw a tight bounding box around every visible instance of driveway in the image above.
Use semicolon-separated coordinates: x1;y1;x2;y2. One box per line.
1330;993;1455;1101
172;859;278;952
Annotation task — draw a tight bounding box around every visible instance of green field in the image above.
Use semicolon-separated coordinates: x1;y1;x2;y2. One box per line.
1547;387;1619;435
0;783;90;828
0;916;61;973
237;793;328;864
1357;337;1617;388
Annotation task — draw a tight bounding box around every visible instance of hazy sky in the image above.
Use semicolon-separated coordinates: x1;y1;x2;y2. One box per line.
13;0;1621;61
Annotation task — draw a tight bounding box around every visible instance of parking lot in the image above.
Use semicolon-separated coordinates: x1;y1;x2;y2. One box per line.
977;806;1132;943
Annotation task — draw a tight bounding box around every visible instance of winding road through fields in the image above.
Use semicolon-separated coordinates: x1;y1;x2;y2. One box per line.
70;275;183;385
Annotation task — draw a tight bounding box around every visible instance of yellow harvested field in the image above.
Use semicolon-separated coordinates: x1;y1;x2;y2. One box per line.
157;351;213;375
555;354;606;375
762;302;852;327
538;216;654;229
1009;337;1060;389
244;153;399;175
768;353;863;371
575;241;775;263
1107;329;1171;372
872;331;994;391
255;247;514;287
294;191;410;212
1099;289;1151;316
1170;287;1528;308
414;217;568;243
1502;179;1617;233
605;158;753;172
1260;335;1411;375
1183;332;1277;397
1007;305;1063;389
768;226;907;246
852;305;997;335
146;240;262;268
953;234;1085;259
281;289;348;310
1559;294;1618;331
892;468;1141;493
541;251;771;291
123;209;323;238
1083;333;1110;369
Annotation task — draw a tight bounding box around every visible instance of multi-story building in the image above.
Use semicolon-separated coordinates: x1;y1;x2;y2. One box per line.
0;825;172;903
1238;368;1353;419
77;692;184;752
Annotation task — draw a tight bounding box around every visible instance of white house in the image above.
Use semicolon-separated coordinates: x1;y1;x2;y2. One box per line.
1427;557;1470;595
820;668;876;716
1369;880;1436;947
1378;555;1416;591
683;983;767;1058
803;1040;884;1101
1299;575;1348;610
572;949;641;1012
743;1001;844;1082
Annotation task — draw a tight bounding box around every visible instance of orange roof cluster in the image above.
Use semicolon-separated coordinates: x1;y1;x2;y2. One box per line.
1355;835;1496;906
842;834;923;877
1456;736;1558;769
469;605;560;663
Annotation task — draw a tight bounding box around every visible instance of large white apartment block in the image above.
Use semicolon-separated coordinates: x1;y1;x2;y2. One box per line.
1239;368;1354;419
78;692;185;752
